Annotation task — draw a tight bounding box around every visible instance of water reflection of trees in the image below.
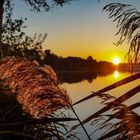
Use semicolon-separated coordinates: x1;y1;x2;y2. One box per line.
57;72;97;83
57;71;115;84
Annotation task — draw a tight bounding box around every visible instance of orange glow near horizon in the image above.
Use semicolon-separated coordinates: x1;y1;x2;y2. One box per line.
45;44;126;63
112;57;121;65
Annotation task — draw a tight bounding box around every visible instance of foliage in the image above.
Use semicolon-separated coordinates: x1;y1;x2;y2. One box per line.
1;0;47;63
43;49;117;73
0;0;74;60
22;0;73;12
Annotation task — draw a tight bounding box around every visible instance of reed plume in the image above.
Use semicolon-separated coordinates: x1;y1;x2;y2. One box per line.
0;57;72;119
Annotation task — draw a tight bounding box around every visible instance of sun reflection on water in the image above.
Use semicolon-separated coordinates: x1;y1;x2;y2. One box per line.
114;70;119;78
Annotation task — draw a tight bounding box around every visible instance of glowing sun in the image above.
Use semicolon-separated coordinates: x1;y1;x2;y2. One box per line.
112;57;121;65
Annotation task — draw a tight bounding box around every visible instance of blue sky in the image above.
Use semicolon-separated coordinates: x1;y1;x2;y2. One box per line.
12;0;140;62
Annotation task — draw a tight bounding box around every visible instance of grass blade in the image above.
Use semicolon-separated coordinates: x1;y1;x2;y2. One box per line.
98;127;123;140
129;102;140;110
71;85;140;131
73;72;140;106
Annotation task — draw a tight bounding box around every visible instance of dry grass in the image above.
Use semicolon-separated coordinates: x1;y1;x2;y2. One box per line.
0;57;72;119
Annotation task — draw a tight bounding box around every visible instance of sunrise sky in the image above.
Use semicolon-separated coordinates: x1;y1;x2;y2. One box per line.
13;0;140;62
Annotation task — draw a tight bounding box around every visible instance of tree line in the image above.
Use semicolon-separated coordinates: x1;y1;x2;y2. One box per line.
0;0;130;74
43;49;116;73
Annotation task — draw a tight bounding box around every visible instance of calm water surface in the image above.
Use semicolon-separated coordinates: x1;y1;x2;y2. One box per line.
59;71;140;139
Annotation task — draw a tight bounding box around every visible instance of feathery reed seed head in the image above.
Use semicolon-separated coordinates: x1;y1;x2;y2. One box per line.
0;57;72;119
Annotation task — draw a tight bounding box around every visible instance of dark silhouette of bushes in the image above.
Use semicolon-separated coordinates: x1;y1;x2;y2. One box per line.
43;49;117;73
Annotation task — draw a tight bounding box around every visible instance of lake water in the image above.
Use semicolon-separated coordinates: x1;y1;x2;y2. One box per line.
58;71;140;139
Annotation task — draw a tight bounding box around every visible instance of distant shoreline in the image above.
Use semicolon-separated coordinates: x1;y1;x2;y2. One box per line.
43;49;140;73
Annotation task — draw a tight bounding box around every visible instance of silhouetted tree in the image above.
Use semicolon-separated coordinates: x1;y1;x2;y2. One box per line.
0;0;72;58
43;49;60;68
0;0;47;63
86;56;93;61
86;56;98;70
43;50;117;74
